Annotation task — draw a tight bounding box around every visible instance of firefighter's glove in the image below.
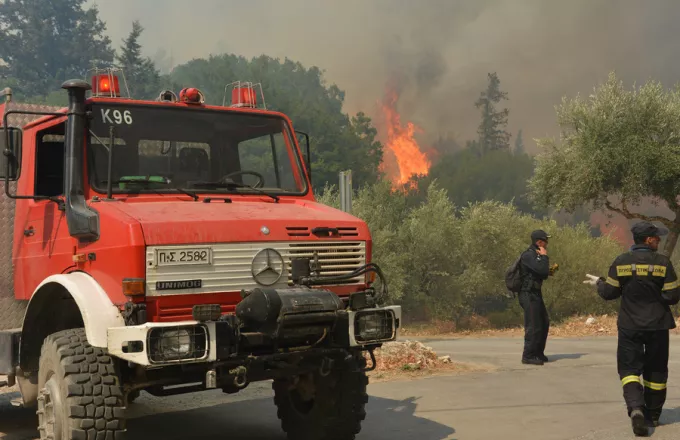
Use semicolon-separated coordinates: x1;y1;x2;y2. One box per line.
582;274;600;286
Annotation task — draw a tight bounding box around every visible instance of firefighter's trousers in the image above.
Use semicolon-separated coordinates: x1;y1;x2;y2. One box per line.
618;328;669;421
518;290;550;359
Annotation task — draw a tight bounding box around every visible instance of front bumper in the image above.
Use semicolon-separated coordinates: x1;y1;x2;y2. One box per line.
107;305;401;367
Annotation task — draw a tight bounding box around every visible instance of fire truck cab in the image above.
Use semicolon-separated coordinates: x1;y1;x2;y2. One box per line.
0;71;400;440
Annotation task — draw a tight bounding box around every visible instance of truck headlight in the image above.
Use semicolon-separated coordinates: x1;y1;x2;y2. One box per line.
160;329;191;357
353;309;397;344
147;325;208;364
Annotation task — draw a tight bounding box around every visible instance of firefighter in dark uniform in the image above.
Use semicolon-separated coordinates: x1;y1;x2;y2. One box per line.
584;221;680;436
519;230;553;365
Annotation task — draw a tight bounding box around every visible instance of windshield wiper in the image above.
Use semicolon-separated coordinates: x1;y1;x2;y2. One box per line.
101;176;199;201
190;181;280;202
172;188;200;201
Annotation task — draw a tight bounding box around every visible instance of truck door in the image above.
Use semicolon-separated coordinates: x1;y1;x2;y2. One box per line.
15;121;74;294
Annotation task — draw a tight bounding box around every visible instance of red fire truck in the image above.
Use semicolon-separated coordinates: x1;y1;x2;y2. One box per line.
0;70;401;440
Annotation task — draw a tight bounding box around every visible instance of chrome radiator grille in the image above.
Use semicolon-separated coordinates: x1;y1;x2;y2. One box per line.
145;241;367;296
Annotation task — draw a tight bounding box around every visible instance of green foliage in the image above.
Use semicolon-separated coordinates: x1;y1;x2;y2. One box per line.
116;21;160;100
531;71;680;212
541;222;624;318
425;148;542;216
316;179;623;325
486;304;524;329
315;183;340;209
167;54;383;191
432;134;462;156
396;183;461;317
0;0;113;98
530;71;680;255
22;89;68;107
475;72;511;153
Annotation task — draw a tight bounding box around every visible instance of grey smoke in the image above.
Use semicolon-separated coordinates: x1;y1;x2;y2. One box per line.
91;0;680;153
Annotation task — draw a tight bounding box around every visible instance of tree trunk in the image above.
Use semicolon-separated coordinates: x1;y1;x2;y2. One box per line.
662;225;679;257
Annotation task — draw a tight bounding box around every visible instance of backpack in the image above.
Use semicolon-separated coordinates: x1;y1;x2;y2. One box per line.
505;256;523;295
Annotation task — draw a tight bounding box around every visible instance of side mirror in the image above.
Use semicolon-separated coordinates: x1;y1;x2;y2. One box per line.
295;130;311;183
0;127;22;180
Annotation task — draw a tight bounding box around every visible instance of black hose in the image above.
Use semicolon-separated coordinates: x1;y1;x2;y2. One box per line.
301;262;389;303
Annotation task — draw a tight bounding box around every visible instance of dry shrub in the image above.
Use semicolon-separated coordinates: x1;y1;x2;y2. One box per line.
366;340;495;382
372;340;441;371
458;314;491;331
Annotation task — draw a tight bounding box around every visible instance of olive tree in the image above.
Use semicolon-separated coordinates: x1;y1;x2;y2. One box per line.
530;72;680;256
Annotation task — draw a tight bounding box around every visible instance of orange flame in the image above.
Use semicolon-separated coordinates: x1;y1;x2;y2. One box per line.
590;211;630;245
379;87;431;187
589;197;674;248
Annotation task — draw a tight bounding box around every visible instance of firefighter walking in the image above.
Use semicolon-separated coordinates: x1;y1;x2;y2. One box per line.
584;221;680;436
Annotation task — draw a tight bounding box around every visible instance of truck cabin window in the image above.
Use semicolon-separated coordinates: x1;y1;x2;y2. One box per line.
86;104;307;195
35;124;66;198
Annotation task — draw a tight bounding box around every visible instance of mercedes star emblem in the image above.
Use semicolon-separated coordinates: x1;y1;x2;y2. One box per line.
251;248;284;286
261;226;270;235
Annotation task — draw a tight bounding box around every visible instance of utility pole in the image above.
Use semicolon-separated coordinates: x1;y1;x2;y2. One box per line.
339;170;352;213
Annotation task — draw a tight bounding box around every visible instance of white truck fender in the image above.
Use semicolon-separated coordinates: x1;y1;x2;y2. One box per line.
29;272;125;347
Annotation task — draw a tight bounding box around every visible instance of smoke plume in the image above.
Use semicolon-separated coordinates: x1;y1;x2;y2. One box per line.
92;0;680;152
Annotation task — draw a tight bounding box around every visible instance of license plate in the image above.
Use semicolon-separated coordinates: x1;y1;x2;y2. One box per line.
155;247;213;267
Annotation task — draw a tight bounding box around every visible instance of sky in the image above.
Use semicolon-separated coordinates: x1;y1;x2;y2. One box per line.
91;0;680;152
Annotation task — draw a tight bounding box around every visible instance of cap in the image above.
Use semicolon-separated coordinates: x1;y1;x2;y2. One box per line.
531;229;551;242
631;221;669;238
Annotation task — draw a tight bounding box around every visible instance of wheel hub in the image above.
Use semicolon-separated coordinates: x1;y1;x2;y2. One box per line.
37;377;64;440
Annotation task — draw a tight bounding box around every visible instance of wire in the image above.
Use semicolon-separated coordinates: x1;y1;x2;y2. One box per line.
61;264;78;274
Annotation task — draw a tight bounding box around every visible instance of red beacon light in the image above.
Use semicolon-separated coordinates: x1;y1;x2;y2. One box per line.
88;67;130;98
231;86;257;108
224;81;266;109
92;74;121;97
179;87;205;105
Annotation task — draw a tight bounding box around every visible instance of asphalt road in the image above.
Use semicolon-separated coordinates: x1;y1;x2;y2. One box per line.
1;335;680;439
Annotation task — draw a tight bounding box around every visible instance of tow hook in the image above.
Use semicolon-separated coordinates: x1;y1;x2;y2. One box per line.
319;357;334;377
206;369;217;389
230;366;248;388
361;350;377;373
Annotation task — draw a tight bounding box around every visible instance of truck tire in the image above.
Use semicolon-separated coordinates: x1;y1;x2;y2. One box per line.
126;390;141;404
273;356;369;440
36;328;126;440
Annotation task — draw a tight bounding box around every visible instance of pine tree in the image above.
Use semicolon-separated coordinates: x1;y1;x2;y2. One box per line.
115;21;160;100
514;129;525;155
474;72;511;154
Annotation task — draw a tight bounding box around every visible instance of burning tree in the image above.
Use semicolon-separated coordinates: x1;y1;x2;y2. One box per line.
378;86;431;188
530;72;680;256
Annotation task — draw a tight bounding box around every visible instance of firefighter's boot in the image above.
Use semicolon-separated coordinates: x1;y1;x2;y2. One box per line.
630;409;649;437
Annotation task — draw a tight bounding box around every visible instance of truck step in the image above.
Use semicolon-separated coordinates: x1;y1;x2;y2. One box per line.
9;397;23;407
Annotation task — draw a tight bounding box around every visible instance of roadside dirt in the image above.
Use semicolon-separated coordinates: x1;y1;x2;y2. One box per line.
401;315;680;339
366;340;495;383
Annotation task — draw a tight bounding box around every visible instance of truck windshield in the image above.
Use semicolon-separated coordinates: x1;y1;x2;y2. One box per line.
86;103;308;195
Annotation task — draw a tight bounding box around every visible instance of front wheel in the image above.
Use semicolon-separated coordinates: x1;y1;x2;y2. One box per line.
273;355;369;440
126;389;141;405
37;328;127;440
